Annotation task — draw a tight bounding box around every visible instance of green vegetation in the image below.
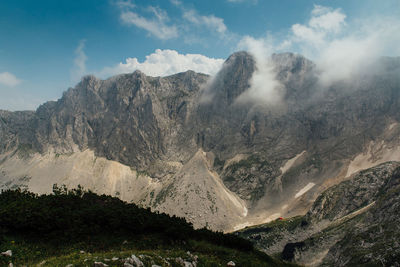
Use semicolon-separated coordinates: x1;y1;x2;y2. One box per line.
249;186;266;201
239;216;304;236
237;216;306;259
154;183;174;206
136;170;150;178
223;155;273;201
0;187;290;266
213;157;225;170
226;155;271;173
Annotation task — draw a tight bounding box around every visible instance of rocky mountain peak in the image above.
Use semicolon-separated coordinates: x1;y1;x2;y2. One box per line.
201;51;255;107
129;69;148;80
78;75;102;92
225;51;254;66
272;52;315;75
1;50;400;235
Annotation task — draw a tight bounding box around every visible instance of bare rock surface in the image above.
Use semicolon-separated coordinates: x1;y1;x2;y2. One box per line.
238;162;400;266
1;52;400;232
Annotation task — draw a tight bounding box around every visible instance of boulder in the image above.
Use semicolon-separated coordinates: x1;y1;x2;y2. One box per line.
1;250;12;257
130;255;144;267
93;262;108;267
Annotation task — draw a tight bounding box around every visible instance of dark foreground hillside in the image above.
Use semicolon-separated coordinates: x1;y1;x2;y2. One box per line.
0;187;293;266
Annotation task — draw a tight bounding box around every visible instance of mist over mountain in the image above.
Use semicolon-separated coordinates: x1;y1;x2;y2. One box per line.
1;50;400;265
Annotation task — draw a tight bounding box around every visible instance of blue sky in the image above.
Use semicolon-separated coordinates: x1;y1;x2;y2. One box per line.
0;0;399;110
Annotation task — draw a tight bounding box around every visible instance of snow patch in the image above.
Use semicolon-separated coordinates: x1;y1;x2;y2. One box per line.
280;151;306;174
295;182;315;198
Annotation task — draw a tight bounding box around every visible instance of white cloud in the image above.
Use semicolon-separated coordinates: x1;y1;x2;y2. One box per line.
316;19;400;85
169;0;229;41
291;5;346;48
238;4;400;89
0;72;21;87
119;6;178;40
291;23;325;46
236;36;284;107
115;0;135;9
116;1;229;43
309;6;346;32
70;39;87;83
98;49;224;77
183;9;227;34
289;5;400;85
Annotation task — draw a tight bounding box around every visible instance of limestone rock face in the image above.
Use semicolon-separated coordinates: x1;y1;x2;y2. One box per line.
21;71;208;170
238;162;400;266
1;52;400;232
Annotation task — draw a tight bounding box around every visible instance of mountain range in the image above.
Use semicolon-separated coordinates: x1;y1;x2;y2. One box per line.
1;51;400;265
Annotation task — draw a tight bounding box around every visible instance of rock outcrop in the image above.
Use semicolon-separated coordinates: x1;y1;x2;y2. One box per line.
1;52;400;232
238;162;400;266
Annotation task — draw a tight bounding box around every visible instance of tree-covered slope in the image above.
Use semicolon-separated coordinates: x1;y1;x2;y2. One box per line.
0;187;293;267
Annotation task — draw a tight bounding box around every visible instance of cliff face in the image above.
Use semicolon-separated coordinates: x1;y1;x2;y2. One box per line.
1;52;400;232
8;71;208;170
238;162;400;266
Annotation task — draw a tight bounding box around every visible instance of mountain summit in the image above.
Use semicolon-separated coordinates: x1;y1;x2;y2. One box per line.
1;52;400;233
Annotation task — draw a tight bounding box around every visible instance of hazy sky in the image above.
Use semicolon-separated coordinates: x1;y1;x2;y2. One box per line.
0;0;399;110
